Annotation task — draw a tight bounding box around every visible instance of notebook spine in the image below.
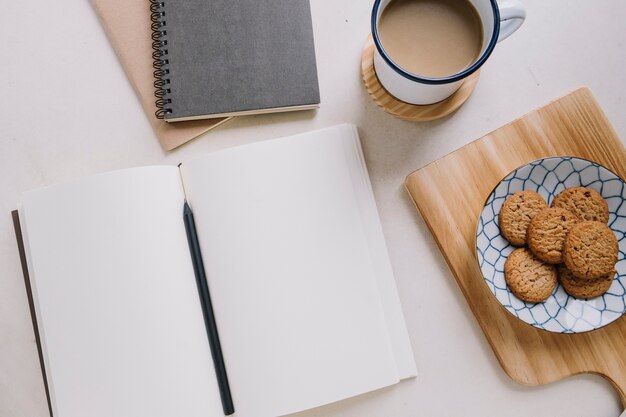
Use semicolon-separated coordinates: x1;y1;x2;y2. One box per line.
150;0;172;119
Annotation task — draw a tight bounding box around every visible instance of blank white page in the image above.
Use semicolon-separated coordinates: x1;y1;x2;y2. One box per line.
20;167;222;417
344;131;417;379
181;124;414;417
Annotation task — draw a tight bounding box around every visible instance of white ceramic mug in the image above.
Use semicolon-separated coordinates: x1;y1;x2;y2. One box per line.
371;0;526;105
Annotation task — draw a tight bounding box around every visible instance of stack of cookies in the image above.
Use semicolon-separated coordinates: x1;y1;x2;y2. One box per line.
499;187;618;302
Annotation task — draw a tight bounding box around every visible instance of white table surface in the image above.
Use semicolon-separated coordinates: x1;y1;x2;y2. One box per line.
1;0;625;416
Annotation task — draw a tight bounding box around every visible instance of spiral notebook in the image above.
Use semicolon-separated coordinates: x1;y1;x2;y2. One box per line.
14;125;415;417
151;0;321;121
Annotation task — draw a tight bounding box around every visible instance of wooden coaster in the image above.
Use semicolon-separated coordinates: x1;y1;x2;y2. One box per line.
361;35;479;122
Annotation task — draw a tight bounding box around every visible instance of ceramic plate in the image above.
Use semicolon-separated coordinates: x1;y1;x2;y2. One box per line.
476;156;626;333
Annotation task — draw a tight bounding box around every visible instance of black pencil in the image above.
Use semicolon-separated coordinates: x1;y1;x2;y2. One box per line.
183;200;235;415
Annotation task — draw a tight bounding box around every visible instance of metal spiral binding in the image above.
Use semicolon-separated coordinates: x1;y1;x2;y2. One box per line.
150;0;171;119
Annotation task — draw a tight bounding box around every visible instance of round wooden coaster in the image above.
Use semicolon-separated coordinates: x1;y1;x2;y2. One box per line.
361;35;480;122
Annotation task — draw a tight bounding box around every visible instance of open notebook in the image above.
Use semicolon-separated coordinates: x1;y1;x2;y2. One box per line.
14;125;416;417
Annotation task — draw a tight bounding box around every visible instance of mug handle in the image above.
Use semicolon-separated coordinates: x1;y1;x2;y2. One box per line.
497;0;527;42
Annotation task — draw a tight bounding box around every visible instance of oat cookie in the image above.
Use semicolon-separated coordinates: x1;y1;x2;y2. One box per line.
563;221;618;279
551;187;609;223
499;191;548;246
504;248;557;302
527;207;579;264
558;265;614;299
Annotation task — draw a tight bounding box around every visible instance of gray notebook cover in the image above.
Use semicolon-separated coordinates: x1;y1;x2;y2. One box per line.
155;0;320;121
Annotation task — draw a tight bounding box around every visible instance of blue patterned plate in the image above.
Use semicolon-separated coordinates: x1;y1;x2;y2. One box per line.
476;157;626;333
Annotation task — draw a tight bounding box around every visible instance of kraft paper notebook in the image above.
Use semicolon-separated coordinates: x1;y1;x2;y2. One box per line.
13;125;416;417
90;0;231;150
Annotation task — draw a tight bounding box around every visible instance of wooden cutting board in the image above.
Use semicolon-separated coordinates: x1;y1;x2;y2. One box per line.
405;87;626;406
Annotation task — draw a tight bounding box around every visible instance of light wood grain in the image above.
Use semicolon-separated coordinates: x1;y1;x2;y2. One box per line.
405;87;626;406
361;35;479;122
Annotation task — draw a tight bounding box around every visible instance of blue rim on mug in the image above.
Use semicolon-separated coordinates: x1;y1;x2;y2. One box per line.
370;0;501;85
